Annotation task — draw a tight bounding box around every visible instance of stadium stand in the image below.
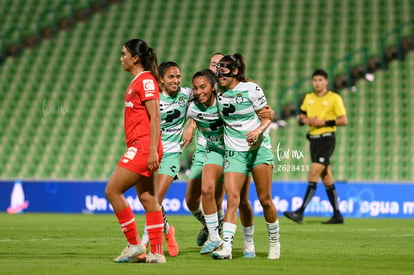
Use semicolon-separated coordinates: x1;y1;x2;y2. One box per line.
0;0;413;181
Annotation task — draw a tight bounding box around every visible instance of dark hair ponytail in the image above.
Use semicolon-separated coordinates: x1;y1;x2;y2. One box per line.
124;39;160;83
217;53;247;82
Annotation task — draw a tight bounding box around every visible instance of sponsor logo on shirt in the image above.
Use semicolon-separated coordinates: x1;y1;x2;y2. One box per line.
143;79;155;91
125;101;134;108
230;123;243;128
143;79;156;98
124;147;138;160
258;95;266;105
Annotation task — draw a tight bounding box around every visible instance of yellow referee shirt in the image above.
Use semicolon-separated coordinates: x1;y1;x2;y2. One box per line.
300;91;346;135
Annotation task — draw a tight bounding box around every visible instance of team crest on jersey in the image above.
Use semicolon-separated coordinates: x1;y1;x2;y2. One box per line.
224;159;230;169
177;96;186;107
143;79;155;91
235;93;243;104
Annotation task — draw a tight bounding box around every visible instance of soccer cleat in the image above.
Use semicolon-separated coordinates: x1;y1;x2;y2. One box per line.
267;240;280;260
114;244;146;263
133;244;148;263
145;252;166;264
243;244;256;258
211;245;232;260
200;239;223;254
197;227;209;246
283;211;304;224
322;215;344;224
165;225;179;256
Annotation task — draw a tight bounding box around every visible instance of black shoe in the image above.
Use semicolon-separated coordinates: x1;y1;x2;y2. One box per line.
283;211;303;224
321;215;344;224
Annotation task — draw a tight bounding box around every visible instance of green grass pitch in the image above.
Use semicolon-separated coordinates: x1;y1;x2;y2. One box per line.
0;214;413;275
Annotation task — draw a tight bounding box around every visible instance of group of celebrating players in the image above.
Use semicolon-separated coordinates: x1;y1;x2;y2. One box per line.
104;38;280;264
104;37;347;264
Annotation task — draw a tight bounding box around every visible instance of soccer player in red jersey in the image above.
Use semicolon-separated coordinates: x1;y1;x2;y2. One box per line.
105;39;166;264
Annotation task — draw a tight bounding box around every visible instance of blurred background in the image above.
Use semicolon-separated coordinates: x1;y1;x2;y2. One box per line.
0;0;413;183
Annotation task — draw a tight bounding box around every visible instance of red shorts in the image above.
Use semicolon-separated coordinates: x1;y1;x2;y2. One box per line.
118;135;163;177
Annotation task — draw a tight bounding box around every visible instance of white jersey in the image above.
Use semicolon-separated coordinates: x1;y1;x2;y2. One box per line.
217;81;272;151
196;134;207;147
160;87;193;153
186;98;224;153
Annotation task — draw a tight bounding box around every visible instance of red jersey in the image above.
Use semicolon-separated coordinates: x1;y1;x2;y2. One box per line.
124;71;160;146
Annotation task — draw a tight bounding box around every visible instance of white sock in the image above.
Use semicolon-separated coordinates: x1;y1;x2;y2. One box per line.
222;222;237;249
266;219;280;244
241;225;254;246
205;213;220;241
141;225;149;245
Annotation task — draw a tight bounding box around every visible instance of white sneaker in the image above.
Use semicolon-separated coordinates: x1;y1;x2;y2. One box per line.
243;243;256;258
211;245;232;260
146;252;166;264
114;244;146;263
267;241;280;260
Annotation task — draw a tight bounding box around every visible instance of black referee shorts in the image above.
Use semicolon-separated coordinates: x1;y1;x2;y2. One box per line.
308;133;336;166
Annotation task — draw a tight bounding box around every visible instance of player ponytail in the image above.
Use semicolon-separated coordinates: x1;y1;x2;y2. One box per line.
124;39;160;84
216;53;247;82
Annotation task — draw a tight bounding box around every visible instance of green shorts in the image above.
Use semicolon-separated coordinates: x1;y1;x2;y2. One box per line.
188;146;205;179
224;147;274;175
159;152;181;178
204;148;224;166
204;149;224;182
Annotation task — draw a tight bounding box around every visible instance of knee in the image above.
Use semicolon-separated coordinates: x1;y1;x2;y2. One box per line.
226;192;241;210
258;195;274;210
239;197;251;210
139;192;155;211
201;184;215;199
104;184;117;201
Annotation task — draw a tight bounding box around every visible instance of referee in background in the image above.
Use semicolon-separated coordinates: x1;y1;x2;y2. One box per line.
284;69;348;224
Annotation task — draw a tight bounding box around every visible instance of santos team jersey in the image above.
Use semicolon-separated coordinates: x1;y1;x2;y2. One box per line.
186;98;224;153
217;81;272;152
160;87;193;153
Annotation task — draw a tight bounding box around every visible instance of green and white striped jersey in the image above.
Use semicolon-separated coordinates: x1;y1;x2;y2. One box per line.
217;81;272;151
186;98;224;153
196;134;207;147
160;87;193;153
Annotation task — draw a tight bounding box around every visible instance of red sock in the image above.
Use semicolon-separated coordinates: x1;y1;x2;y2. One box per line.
146;210;164;254
115;206;140;245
